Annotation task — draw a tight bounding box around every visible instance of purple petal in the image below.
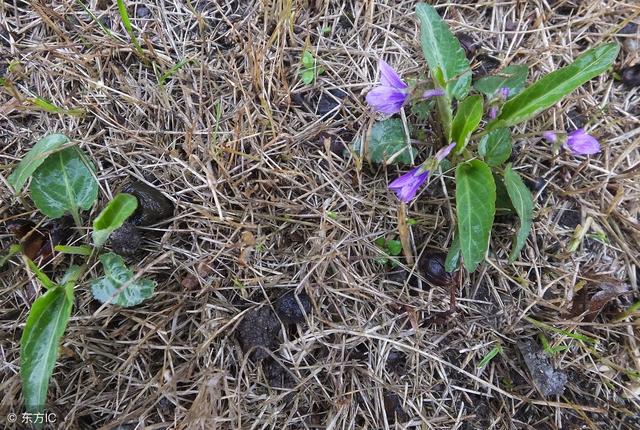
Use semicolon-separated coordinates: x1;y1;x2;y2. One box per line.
389;168;429;202
489;106;498;119
501;87;510;99
565;129;600;155
378;59;407;90
543;131;558;143
389;167;421;189
366;86;408;114
435;142;456;161
422;88;445;99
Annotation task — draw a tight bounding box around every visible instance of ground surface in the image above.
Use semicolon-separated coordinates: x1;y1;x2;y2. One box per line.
1;1;639;429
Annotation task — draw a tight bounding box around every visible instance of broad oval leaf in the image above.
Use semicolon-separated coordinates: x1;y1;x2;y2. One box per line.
455;160;496;271
91;252;156;307
416;3;472;100
29;147;98;222
504;165;534;262
478;128;512;166
474;65;528;98
8;134;69;193
451;95;483;153
92;193;138;247
488;43;619;130
21;283;74;415
358;119;417;165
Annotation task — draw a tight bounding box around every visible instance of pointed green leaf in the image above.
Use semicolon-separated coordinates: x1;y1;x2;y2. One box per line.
29;147;98;223
494;173;514;212
361;119;416;165
91;252;156;307
455;160;496;271
487;43;619;130
21;283;74;416
478;128;512;167
451;95;483;153
474;65;528;98
26;259;55;290
92;193;138;247
444;233;461;272
416;3;472;100
54;245;93;256
8;134;70;193
504;165;534;262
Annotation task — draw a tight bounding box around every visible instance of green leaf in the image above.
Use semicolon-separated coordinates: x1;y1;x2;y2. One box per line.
488;43;620;130
54;245;93;256
301;69;314;85
158;58;190;86
116;0;143;57
474;65;528;98
477;344;503;368
411;99;435;120
494;173;514;212
59;264;84;285
444;233;461;272
29;147;98;224
302;50;314;68
416;3;472;100
92;193;138;247
21;283;74;416
8;134;70;193
455;160;496;271
26;259;56;290
362;119;416;165
386;240;403;256
504;165;534;262
0;244;22;268
91;252;156;307
451;95;483;153
478;128;512;167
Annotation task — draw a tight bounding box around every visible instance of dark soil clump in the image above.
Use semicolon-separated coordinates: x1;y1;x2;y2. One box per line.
274;290;311;324
236;306;281;361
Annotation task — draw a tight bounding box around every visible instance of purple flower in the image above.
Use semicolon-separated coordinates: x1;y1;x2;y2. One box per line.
489;106;499;119
365;59;409;114
389;143;456;202
564;128;600;155
543;131;558;143
435;142;456;161
501;87;510;99
389;167;429;202
422;88;445;99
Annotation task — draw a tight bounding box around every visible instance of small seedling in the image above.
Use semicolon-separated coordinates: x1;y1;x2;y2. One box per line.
299;50;325;85
6;133;158;422
477;344;503;368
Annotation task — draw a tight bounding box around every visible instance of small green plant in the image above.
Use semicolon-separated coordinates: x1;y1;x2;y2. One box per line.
477;343;503;368
7;134;157;422
299;50;324;85
363;3;619;272
375;236;403;266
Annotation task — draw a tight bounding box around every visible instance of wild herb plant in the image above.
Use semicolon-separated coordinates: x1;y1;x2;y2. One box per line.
364;3;619;272
6;134;157;420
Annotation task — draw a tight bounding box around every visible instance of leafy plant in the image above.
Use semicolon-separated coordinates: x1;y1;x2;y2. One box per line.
299;50;325;85
7;134;157;419
363;3;619;272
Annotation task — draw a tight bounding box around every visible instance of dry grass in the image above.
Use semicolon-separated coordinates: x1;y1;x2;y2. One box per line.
1;0;639;429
